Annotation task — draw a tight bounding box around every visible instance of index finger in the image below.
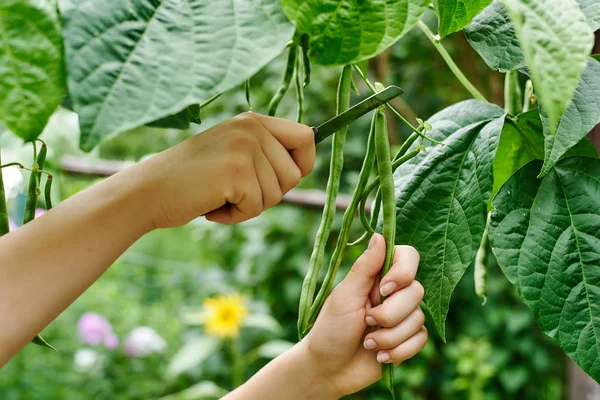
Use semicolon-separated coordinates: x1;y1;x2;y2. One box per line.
245;113;316;176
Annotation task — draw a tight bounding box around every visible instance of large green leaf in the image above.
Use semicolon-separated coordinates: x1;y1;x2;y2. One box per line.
464;1;525;71
280;0;428;66
492;111;544;198
392;100;505;340
578;0;600;31
60;0;294;151
0;0;65;141
435;0;492;38
489;157;600;382
539;57;600;177
501;0;594;133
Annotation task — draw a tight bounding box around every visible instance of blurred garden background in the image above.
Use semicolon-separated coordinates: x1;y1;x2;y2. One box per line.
1;15;599;400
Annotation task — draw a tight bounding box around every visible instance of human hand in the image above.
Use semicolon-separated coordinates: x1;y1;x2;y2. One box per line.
142;112;315;228
298;234;427;397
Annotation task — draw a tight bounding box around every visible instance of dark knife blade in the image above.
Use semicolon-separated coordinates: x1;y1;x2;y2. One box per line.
312;85;403;144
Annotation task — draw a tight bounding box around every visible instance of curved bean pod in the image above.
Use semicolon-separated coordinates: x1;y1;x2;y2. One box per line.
268;45;297;117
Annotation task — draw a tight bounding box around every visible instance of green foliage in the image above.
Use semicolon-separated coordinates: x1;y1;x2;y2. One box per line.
59;0;294;150
490;157;600;382
578;0;600;31
539;57;600;177
0;0;65;141
500;0;594;133
435;0;492;38
464;1;526;71
392;100;505;340
281;0;428;65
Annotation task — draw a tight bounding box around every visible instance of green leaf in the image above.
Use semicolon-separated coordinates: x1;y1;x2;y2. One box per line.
255;340;295;359
593;55;600;63
0;0;66;141
160;381;228;400
166;336;219;378
146;104;202;130
31;334;57;352
60;0;294;151
392;100;505;340
500;0;594;133
539;57;600;177
492;111;544;198
281;0;428;66
489;157;600;382
435;0;492;38
577;0;600;31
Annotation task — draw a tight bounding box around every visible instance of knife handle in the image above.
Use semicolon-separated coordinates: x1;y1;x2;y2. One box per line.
312;126;325;144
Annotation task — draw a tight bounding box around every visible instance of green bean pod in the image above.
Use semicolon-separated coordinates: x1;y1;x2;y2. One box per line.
23;143;43;225
300;34;311;87
374;109;397;399
45;174;53;210
475;214;491;305
297;65;352;336
304;111;378;332
294;47;304;123
245;79;252;110
268;45;297;117
504;70;522;116
0;150;10;237
36;141;47;185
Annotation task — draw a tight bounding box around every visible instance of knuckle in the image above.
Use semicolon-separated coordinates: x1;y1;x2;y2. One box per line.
377;311;393;327
225;155;252;178
411;281;425;300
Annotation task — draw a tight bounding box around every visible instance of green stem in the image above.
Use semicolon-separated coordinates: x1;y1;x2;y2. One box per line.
417;20;487;102
504;70;522;115
0;149;10;237
231;339;245;389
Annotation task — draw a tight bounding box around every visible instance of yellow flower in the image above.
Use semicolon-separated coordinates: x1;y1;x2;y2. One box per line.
203;293;249;339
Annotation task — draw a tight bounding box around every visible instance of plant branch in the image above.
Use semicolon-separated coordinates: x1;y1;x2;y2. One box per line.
417;20;487;102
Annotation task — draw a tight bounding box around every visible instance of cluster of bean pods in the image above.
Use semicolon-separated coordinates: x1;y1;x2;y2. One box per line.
0;140;56;351
266;46;436;396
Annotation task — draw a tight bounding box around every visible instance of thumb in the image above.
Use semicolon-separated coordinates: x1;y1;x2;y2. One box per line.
334;234;386;299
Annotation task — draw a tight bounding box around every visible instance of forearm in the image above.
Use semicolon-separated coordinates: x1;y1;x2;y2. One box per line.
223;343;339;400
0;162;155;364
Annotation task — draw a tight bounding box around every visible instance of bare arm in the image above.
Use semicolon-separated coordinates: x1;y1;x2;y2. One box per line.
0;113;315;365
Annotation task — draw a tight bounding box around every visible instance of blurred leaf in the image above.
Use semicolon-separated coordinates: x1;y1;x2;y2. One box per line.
538;57;600;177
255;340;295;359
499;365;530;393
160;381;228;400
281;0;428;65
490;157;600;382
435;0;492;38
167;336;220;378
59;0;294;150
501;0;594;133
242;313;283;335
392;100;505;340
0;0;66;141
577;0;600;31
146;105;202;130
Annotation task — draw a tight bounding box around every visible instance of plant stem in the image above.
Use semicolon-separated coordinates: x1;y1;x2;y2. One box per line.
231;339;245;389
504;70;522;115
417;20;487;102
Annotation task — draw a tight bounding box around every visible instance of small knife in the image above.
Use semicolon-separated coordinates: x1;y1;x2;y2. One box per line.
312;85;403;144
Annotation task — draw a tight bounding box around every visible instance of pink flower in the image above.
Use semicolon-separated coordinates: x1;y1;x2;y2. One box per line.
77;312;117;349
103;333;119;350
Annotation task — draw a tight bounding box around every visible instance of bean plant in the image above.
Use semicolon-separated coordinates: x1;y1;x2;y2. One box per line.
1;0;600;397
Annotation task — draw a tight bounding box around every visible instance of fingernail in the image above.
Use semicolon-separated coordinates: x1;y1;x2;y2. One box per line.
364;339;377;350
366;316;377;326
368;234;378;249
377;352;391;363
380;282;397;297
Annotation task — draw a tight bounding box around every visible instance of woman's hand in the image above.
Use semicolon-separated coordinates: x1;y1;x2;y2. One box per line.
142;112;315;228
299;233;427;397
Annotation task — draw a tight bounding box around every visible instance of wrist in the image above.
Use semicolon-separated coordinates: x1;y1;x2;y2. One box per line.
290;341;342;400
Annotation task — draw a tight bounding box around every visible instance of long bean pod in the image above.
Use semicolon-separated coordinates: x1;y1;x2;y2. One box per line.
294;47;304;123
245;80;252;110
45;174;54;210
23;143;42;225
0;149;10;236
374;109;397;399
300;34;311;88
268;45;297;117
36;140;47;185
297;65;352;336
475;214;491;305
304;112;378;332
